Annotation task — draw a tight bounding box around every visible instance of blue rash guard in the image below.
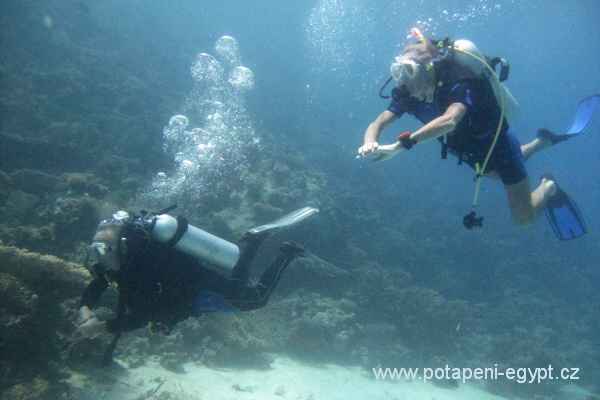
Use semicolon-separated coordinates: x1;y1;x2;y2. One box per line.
387;74;527;185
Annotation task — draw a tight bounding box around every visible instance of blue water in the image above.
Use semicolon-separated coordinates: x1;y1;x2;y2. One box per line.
2;0;599;398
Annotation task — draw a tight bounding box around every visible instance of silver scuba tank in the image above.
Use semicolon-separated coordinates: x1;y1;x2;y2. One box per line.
452;39;520;123
149;214;240;277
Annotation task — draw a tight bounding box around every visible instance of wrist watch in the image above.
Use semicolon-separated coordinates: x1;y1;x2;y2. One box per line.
397;131;417;150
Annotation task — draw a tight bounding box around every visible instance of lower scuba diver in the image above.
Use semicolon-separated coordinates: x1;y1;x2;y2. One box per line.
357;29;598;239
77;206;348;365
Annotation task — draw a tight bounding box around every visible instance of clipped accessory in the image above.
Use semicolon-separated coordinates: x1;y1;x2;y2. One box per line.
463;211;484;230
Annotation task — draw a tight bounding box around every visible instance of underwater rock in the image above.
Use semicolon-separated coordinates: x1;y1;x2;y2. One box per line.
115;336;150;369
0;133;86;173
2;190;40;224
0;272;40;316
1;225;57;253
64;172;109;198
64;337;107;373
274;386;286;396
246;181;263;201
8;169;63;196
0;377;50;400
160;353;185;373
95;154;141;183
0;249;85;394
51;196;102;243
232;383;256;393
251;202;283;222
282;291;357;360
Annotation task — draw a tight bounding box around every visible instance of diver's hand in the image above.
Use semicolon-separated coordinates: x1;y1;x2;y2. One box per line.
357;142;379;158
369;142;404;162
78;318;107;339
77;306;95;325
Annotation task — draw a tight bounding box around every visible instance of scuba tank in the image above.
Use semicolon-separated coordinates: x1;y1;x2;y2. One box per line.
451;39;519;123
148;214;240;277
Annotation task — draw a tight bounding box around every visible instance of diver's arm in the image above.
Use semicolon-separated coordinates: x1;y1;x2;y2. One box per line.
358;110;399;156
410;102;466;144
80;276;109;309
77;278;109;335
366;103;466;163
79;312;148;337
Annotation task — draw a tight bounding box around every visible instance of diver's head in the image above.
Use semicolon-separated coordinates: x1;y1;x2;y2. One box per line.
84;211;130;277
390;40;440;100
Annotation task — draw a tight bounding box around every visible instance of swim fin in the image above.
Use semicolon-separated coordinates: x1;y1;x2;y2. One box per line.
282;240;349;277
299;248;350;277
560;94;599;136
538;95;599;144
543;175;587;241
245;206;319;238
195;291;239;313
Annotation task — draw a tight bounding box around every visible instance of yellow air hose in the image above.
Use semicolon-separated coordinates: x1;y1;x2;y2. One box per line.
451;47;506;220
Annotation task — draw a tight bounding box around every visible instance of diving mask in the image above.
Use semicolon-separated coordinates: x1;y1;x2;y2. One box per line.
84;242;119;277
390;58;421;84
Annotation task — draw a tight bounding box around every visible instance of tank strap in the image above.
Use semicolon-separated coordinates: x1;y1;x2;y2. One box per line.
164;216;188;247
488;57;509;82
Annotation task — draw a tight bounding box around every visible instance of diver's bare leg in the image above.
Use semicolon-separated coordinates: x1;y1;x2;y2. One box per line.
521;137;552;162
505;176;556;226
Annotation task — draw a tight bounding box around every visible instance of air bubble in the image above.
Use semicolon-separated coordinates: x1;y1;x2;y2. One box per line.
215;36;240;65
169;115;189;127
140;35;258;210
216;36;238;51
228;66;255;89
191;53;220;82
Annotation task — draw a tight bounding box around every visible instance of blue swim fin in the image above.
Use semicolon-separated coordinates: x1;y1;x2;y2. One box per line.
559;94;599;136
543;177;587;240
537;95;599;144
195;291;239;313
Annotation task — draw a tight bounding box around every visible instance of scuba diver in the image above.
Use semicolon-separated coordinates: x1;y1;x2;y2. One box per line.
77;206;348;365
357;29;598;239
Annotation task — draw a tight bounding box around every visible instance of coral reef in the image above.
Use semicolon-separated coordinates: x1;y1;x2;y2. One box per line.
0;377;49;400
0;245;90;394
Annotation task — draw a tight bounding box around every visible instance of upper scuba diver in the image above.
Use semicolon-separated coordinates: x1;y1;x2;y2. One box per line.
77;206;348;365
357;29;598;239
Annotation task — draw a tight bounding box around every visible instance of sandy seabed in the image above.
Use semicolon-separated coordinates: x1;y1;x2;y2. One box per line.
67;356;515;400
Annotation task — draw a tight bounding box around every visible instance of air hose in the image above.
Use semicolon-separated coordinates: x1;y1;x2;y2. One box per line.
450;47;506;229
